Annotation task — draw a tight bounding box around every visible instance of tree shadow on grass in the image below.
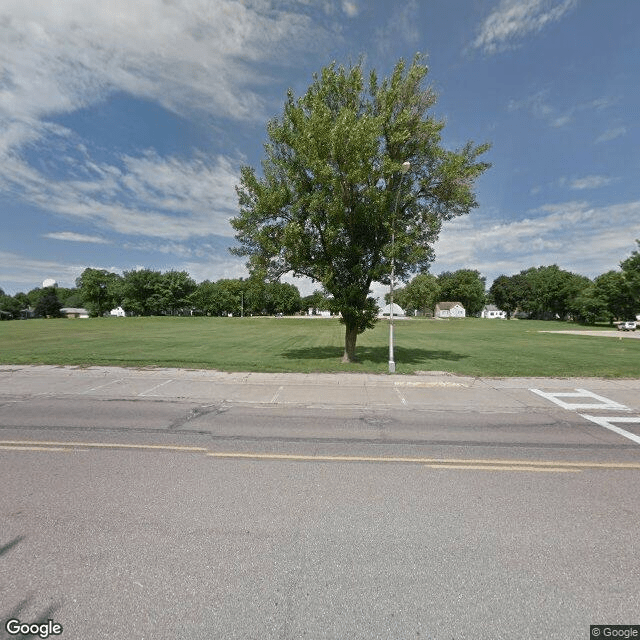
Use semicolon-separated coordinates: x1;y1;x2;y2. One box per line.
282;345;468;365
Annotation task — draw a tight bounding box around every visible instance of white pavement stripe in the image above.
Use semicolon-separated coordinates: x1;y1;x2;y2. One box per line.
138;379;174;396
83;378;123;393
530;388;629;411
580;415;640;445
270;386;283;403
394;387;407;405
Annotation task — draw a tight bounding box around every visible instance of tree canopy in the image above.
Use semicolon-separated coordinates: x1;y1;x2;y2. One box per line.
232;55;490;361
437;269;486;316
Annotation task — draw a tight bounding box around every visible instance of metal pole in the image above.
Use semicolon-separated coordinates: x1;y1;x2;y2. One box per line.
389;161;410;374
389;225;396;373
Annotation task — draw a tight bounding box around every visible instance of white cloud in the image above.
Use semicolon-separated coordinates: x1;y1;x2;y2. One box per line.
0;250;88;292
431;199;640;284
0;138;241;240
0;1;332;243
569;175;615;190
342;1;359;18
595;126;627;143
472;0;579;54
44;232;110;244
0;0;325;128
0;0;348;273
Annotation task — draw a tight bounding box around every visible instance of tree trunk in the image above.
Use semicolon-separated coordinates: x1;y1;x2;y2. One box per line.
342;324;358;363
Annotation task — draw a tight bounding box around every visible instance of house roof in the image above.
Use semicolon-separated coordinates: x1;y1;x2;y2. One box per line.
379;303;405;316
436;301;464;310
60;307;89;314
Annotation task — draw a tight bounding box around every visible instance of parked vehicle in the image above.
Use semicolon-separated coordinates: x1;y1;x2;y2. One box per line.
617;321;637;331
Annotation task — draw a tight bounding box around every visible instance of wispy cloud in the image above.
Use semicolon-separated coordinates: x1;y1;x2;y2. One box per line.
595;126;627;143
432;199;640;282
0;129;241;240
376;0;419;55
0;1;333;246
0;1;327;128
532;174;618;194
569;175;616;190
508;89;617;128
471;0;579;54
44;232;110;244
342;1;359;18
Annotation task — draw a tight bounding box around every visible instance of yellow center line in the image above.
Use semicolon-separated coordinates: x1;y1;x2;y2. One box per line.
1;440;638;472
0;445;73;452
0;440;208;452
205;451;640;469
425;464;580;473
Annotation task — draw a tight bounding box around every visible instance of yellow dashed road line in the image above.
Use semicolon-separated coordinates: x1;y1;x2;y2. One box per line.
2;440;640;473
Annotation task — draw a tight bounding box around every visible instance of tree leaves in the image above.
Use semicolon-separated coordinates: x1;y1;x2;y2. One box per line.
232;55;491;360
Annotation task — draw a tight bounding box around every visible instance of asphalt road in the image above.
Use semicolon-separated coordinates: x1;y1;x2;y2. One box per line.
1;366;639;639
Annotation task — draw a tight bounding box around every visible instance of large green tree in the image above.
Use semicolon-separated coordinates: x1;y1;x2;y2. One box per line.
386;272;439;316
516;265;588;320
593;271;634;324
232;56;490;361
34;287;62;318
489;274;521;319
620;240;640;315
76;268;122;317
121;269;163;316
158;270;197;315
437;269;486;316
0;292;21;319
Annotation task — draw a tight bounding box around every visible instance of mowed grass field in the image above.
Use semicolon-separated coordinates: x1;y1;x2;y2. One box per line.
0;316;638;377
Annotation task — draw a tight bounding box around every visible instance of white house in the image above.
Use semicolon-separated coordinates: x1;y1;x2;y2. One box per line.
435;302;466;318
481;305;506;319
60;307;90;319
379;303;406;317
308;308;332;317
110;306;126;317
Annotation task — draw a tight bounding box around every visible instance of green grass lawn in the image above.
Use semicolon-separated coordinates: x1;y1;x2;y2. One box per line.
0;316;638;377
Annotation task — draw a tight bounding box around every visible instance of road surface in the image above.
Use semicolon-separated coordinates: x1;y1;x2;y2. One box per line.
1;366;639;639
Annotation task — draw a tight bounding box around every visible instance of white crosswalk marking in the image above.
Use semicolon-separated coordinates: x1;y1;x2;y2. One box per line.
530;388;629;411
579;415;640;445
530;388;640;446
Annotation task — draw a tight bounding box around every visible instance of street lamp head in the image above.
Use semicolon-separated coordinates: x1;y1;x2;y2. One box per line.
401;161;411;173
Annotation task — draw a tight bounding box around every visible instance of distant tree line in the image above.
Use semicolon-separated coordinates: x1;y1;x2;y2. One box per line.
2;240;638;322
386;240;640;324
0;268;310;319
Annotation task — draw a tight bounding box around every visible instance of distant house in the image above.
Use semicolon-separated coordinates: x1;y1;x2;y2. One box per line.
435;302;466;318
60;307;90;319
110;306;126;317
481;304;506;319
308;308;332;317
378;303;406;318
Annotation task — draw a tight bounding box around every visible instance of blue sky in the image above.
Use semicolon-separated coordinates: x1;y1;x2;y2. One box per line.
1;0;639;301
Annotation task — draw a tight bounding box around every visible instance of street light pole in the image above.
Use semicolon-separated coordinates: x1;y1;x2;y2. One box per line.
389;161;411;374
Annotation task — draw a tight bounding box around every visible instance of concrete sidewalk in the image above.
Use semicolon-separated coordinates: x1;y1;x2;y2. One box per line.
1;364;639;412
